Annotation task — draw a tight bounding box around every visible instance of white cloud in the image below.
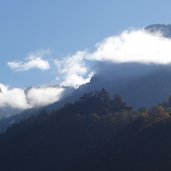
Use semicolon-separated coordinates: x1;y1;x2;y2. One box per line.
0;83;30;109
55;51;94;88
0;83;65;116
8;50;50;71
26;87;64;107
54;29;171;88
90;29;171;64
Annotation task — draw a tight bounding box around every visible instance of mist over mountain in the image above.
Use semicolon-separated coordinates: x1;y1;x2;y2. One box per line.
2;24;171;132
63;24;171;108
72;63;171;108
0;86;74;133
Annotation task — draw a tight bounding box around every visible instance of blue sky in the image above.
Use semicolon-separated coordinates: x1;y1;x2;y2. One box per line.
1;0;171;87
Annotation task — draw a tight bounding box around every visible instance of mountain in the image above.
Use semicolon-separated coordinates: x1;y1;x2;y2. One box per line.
74;111;171;171
64;24;171;108
0;89;171;171
67;63;171;108
145;24;171;37
0;107;45;133
1;24;171;170
48;25;171;110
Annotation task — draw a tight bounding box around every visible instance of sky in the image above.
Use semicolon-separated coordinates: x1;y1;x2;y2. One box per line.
1;0;171;87
2;0;171;115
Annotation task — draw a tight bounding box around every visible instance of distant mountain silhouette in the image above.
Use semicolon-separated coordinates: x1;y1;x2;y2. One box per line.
145;24;171;37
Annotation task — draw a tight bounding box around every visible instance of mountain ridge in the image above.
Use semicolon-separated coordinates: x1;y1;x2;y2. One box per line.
0;89;171;170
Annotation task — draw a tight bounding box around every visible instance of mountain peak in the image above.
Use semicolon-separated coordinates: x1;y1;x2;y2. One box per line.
145;24;171;37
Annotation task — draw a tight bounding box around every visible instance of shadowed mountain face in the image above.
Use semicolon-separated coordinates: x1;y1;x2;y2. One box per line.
73;116;171;171
71;63;171;108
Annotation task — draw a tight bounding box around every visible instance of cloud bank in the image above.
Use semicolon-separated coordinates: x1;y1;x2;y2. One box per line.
8;50;50;71
90;29;171;64
54;29;171;88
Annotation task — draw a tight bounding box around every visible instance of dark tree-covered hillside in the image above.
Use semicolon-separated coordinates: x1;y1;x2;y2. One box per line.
0;89;171;171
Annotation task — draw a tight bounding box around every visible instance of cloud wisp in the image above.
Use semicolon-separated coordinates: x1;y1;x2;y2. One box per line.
8;50;50;72
55;51;94;88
